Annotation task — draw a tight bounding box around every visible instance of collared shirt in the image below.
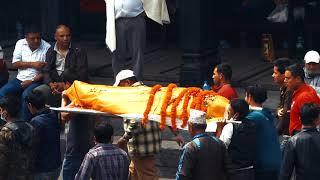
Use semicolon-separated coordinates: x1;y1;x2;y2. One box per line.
123;118;161;157
290;84;320;135
176;133;227;180
115;0;144;19
53;43;69;76
12;39;51;81
74;143;129;180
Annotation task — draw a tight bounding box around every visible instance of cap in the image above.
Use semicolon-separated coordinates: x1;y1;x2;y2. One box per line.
188;109;207;124
304;50;320;64
113;70;135;87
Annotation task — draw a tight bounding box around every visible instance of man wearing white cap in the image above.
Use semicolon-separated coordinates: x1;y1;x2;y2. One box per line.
304;50;320;95
115;69;184;180
176;109;228;180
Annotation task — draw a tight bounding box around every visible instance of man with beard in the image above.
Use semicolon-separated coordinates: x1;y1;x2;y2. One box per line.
304;50;320;95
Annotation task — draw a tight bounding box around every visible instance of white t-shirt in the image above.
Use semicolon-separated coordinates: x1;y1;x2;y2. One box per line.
12;39;51;81
219;123;234;148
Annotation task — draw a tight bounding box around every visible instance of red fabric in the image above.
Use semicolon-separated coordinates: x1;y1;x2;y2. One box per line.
289;84;320;135
212;84;238;100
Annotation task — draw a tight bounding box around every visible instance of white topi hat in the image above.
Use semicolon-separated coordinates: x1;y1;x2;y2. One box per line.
113;70;135;87
188;109;207;124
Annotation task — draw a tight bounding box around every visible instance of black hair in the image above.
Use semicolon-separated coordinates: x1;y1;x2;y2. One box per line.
25;90;46;110
216;63;232;81
25;24;40;35
94;123;114;143
273;58;292;74
62;69;78;84
286;64;305;82
300;103;319;126
245;85;268;104
230;99;250;119
0;94;21;118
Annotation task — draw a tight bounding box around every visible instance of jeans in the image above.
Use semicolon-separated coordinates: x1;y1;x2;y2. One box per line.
0;78;41;121
62;156;84;180
33;168;61;180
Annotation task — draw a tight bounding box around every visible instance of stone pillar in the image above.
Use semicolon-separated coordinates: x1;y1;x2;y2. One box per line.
40;0;61;40
179;0;219;87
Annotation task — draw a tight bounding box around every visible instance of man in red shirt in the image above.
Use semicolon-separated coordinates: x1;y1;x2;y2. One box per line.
285;64;320;135
212;63;238;100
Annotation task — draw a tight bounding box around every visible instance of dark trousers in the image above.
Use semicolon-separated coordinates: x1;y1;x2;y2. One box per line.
112;13;146;81
62;156;84;180
0;78;41;121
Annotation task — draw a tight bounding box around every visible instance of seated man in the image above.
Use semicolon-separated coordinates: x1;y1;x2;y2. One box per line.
212;63;238;100
35;24;88;106
0;25;50;121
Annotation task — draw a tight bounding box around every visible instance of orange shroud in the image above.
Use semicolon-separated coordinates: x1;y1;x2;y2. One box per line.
65;81;229;122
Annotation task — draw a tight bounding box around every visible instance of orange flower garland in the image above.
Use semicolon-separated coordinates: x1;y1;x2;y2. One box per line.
142;84;162;126
160;83;177;130
170;88;188;131
180;87;201;128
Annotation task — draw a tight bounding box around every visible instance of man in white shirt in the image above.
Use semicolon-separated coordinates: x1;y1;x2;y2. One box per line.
108;0;146;81
0;25;50;121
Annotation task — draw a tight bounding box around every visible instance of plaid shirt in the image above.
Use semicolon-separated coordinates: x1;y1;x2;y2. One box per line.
74;143;129;180
124;118;162;157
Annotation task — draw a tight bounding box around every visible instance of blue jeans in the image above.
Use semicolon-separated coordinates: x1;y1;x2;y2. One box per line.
0;78;41;121
62;156;84;180
33;168;61;180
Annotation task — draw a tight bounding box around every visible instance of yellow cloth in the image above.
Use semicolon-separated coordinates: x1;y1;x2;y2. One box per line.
65;81;229;119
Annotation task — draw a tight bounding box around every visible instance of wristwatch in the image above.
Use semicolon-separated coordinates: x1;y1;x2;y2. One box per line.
31;78;35;82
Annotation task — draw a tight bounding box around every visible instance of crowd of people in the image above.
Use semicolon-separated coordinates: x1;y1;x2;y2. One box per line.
0;19;319;180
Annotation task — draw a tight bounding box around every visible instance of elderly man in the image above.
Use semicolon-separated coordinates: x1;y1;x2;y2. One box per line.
0;25;50;121
304;50;320;95
35;24;88;106
176;109;228;180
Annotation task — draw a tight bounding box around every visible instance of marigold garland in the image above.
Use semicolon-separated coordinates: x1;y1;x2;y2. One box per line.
160;83;177;130
142;84;162;126
170;88;188;132
180;87;201;128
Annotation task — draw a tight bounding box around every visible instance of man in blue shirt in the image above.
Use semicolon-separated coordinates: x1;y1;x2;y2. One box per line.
26;90;61;179
245;85;281;180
